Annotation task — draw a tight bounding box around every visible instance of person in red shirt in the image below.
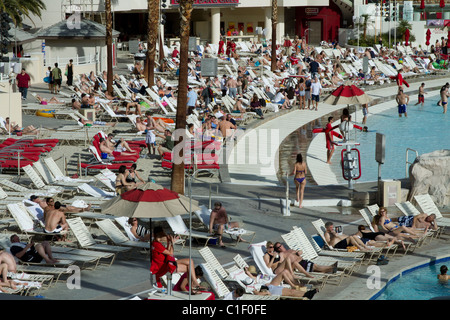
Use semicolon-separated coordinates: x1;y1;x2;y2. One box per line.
171;47;179;58
16;68;31;100
150;226;200;288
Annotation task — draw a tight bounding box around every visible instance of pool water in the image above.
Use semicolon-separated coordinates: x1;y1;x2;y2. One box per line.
375;259;450;300
345;96;450;182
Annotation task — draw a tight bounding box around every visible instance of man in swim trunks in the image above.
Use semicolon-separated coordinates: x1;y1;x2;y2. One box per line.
9;234;59;264
396;88;409;117
394;213;438;233
415;83;426;106
324;221;373;251
44;201;69;236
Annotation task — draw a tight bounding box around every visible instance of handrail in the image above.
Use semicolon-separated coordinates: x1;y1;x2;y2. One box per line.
406;148;419;178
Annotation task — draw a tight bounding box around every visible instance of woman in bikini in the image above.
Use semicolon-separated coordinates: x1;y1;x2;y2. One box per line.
372;207;420;243
297;78;306;110
115;165;135;194
292;153;307;208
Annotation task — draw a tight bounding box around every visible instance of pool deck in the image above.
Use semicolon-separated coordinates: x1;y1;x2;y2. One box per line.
3;61;450;302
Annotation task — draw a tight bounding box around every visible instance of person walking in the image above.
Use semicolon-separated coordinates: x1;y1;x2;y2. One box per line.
293;153;307;208
51;63;62;94
66;59;74;86
16;68;31;100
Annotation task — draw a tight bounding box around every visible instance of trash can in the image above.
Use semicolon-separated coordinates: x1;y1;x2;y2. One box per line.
378;180;401;207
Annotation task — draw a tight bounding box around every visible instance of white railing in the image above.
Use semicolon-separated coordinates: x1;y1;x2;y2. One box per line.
45;54;99;67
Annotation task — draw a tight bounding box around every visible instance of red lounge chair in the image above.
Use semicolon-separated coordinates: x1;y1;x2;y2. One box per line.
92;139;139;162
0;159;34;168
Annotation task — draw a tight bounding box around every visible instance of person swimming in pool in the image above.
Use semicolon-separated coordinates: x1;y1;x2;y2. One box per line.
396;88;409;117
438;265;449;282
292;153;307;208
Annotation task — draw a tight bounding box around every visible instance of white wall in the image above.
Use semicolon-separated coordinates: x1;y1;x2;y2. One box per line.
0;82;22;127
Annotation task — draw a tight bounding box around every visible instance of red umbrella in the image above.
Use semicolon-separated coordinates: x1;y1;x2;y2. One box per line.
426;29;431;46
324;81;372;106
440;0;445;8
405;29;410;46
101;182;200;217
420;0;425;9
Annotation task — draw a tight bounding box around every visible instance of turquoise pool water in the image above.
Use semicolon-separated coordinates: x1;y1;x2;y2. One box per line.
349;95;450;182
374;258;450;300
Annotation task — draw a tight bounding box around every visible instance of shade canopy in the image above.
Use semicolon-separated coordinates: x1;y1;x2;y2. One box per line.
323;81;372;106
100;182;201;218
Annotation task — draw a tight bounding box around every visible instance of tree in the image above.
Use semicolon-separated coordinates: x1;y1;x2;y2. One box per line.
146;0;159;87
171;0;194;194
397;19;415;43
105;0;113;95
0;0;46;26
271;0;277;72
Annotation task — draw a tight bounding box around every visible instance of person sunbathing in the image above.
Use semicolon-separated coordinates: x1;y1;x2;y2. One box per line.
35;94;65;105
4;118;39;135
78;118;117;127
104;134;138;156
372;207;422;243
0;263;18;293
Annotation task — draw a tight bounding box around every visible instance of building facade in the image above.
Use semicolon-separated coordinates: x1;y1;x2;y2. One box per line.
23;0;353;45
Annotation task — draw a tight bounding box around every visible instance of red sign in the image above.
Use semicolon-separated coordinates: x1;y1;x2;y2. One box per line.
171;0;239;5
305;8;319;15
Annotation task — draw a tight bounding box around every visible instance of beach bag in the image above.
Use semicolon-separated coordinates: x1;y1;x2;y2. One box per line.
43;77;50;83
101;152;108;159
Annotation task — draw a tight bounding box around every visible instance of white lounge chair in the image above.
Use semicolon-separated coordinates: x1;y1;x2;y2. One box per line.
22;165;67;194
95;219;151;251
165;215;217;247
77;183;115;198
6;202;67;239
193;205;256;245
66;217;132;255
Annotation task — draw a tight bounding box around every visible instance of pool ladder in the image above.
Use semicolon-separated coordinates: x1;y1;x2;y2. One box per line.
405;148;419;178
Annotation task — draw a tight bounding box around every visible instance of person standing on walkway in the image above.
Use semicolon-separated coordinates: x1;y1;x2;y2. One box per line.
325;116;338;164
51;63;62;94
311;77;322;111
293;153;307;208
66;59;74;86
16;68;31;100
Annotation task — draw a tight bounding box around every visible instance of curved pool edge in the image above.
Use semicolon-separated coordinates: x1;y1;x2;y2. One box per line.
322;239;450;300
370;255;450;300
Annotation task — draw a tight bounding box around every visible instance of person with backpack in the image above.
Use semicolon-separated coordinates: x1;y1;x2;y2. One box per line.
51;63;62;94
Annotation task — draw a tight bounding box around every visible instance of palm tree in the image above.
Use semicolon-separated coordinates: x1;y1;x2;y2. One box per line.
0;0;46;26
146;0;159;87
171;0;194;195
271;0;277;72
105;0;113;95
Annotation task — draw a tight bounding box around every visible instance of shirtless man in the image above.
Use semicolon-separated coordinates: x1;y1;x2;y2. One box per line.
395;88;409;117
44;201;69;235
226;76;238;99
394;213;438;234
106;134;138;155
135;117;147;132
0;251;17;273
324;221;373;251
71;98;81;110
44;197;90;222
414;83;426;106
218;116;236;141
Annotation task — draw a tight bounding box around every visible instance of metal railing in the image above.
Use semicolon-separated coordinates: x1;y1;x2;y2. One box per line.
46;54;99;67
406;148;419;178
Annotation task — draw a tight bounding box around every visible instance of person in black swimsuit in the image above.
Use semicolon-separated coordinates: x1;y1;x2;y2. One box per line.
126;163;145;187
354;225;405;250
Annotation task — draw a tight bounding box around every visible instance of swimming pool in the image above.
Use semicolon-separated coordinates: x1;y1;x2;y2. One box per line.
374;257;450;300
337;95;450;183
